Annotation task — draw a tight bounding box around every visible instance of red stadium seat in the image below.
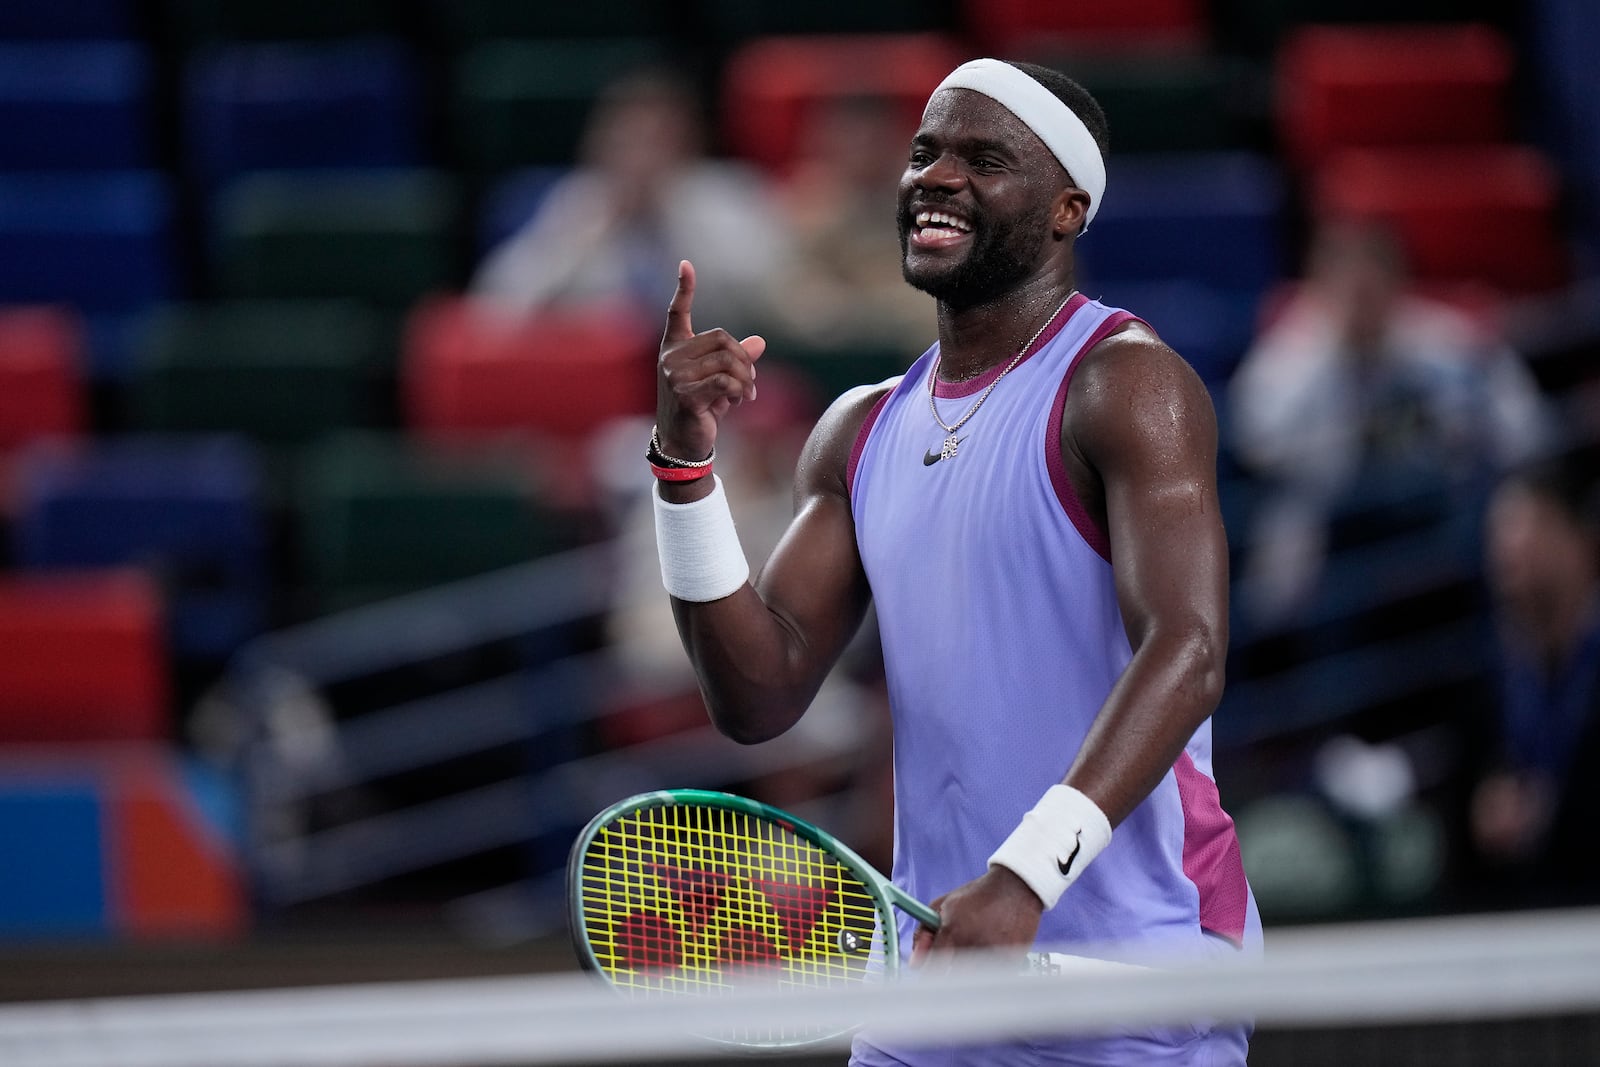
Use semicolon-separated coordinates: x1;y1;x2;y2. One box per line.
961;0;1206;53
403;297;655;441
720;33;967;176
401;297;657;503
1313;145;1568;294
0;306;85;451
1276;24;1514;169
0;570;169;743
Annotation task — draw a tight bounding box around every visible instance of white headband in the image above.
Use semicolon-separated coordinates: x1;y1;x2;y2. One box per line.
930;58;1106;230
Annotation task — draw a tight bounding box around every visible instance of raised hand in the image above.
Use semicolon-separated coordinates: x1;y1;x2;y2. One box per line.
656;259;766;464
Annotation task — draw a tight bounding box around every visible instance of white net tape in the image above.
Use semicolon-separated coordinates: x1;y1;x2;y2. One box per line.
4;908;1600;1067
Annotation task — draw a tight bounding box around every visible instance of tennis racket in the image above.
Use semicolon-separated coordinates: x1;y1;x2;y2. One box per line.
567;788;940;1050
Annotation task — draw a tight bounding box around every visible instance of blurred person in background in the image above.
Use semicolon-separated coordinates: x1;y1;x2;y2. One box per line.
470;66;789;338
1469;453;1600;906
1227;220;1551;627
763;93;936;351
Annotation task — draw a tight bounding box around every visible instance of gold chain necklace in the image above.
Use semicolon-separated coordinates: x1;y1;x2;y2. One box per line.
926;293;1074;462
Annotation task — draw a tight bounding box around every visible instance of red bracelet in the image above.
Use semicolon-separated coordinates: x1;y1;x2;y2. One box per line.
650;461;712;482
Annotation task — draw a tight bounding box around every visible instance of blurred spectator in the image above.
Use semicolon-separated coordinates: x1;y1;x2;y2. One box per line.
469;66;789;338
762;93;934;351
1469;454;1600;905
1227;220;1552;626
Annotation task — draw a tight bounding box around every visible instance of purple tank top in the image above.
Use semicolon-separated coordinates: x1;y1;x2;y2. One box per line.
848;295;1253;960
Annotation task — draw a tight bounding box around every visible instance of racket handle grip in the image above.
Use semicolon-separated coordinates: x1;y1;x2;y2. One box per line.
904;896;941;930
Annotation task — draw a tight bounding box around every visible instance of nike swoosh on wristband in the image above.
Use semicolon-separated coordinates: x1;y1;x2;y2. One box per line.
1057;831;1083;877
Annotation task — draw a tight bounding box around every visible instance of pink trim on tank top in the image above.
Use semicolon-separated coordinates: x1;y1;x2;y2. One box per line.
847;389;895;494
1043;310;1139;561
1173;750;1249;947
931;293;1088;399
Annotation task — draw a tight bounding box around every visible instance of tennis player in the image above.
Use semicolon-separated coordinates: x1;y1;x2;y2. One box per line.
649;58;1261;1064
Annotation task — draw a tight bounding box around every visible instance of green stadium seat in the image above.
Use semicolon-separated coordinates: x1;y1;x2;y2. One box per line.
294;432;580;611
450;39;663;175
700;0;944;42
420;0;670;47
770;340;911;404
132;301;391;446
213;170;462;307
1024;50;1258;154
1235;793;1361;922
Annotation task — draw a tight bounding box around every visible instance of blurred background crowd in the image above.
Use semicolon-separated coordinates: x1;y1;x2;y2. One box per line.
0;0;1597;973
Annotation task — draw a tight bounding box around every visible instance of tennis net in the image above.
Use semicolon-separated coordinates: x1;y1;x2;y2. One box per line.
3;907;1599;1066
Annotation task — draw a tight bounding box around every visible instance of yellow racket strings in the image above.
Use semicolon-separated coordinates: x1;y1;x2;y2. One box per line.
580;802;884;997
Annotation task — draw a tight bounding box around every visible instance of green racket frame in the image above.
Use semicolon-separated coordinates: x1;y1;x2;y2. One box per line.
567;788;939;1050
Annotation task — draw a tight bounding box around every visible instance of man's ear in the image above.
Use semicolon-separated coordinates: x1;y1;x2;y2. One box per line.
1052;188;1090;238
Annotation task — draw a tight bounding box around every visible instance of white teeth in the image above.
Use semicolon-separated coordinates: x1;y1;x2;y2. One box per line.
915;210;970;233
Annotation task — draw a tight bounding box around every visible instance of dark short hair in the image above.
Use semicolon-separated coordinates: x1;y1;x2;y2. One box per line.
1002;60;1111;159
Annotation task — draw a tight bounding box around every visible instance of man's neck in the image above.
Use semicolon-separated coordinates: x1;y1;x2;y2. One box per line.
934;273;1076;382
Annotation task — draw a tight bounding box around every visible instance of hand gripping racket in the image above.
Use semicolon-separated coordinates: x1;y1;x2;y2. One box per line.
567;788;940;1050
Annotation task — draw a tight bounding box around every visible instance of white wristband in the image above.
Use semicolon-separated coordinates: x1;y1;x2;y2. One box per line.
653;475;750;602
988;785;1113;910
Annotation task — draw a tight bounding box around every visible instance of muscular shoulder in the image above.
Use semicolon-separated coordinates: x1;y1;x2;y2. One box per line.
1056;320;1220;523
795;377;901;500
1067;321;1218;469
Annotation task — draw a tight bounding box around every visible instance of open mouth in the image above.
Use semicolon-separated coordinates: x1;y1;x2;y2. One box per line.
909;208;973;249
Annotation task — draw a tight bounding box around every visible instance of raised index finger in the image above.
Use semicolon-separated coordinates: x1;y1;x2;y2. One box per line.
663;259;695;343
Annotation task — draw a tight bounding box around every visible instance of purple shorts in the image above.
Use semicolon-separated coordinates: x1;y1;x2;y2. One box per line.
850;1017;1251;1067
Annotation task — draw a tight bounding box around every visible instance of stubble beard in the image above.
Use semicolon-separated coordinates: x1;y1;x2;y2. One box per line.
899;199;1054;311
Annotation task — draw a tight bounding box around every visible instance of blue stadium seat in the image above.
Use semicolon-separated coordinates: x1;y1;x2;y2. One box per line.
1097;280;1261;391
213;169;461;307
476;166;567;257
165;0;395;44
183;39;425;195
0;42;152;170
1530;0;1600;266
11;436;270;659
0;172;177;315
1078;152;1287;301
0;0;138;39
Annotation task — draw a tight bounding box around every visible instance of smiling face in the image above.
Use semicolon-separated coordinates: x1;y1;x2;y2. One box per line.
898;88;1072;309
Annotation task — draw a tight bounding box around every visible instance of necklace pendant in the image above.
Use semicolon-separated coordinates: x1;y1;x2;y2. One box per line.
940;434;960;461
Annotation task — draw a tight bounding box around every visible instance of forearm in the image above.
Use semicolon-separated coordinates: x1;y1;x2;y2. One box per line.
669;590;836;743
655;477;871;746
650;259;884;746
984;621;1224;913
1063;621;1226;825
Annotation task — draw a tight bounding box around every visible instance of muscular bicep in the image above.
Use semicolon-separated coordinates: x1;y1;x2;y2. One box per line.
668;383;883;743
753;483;873;671
1072;334;1228;660
1058;333;1230;821
736;384;882;687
